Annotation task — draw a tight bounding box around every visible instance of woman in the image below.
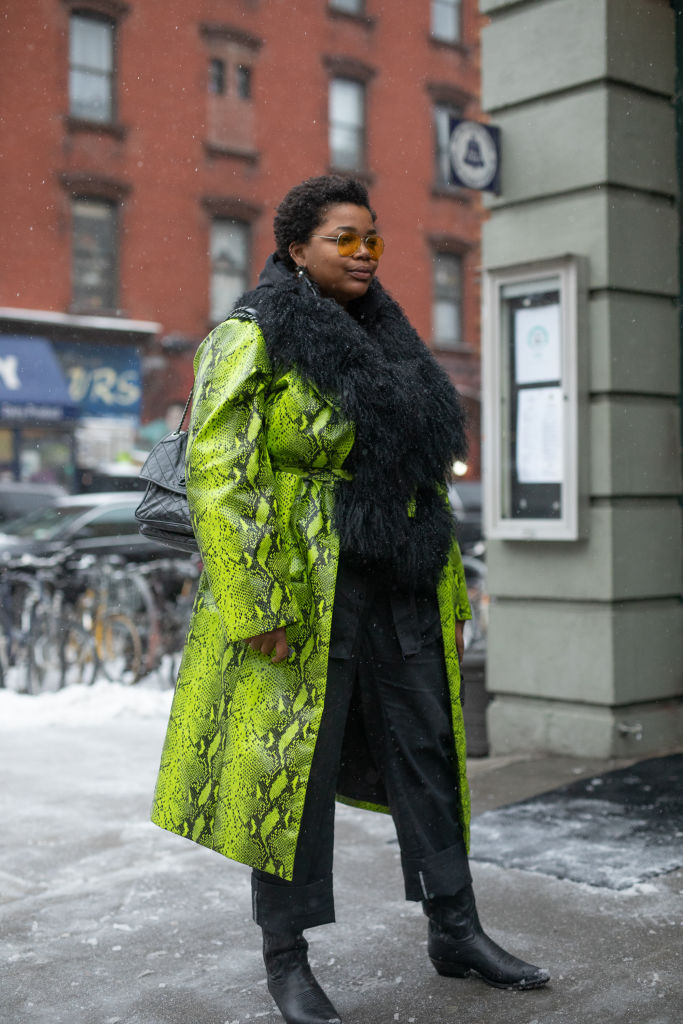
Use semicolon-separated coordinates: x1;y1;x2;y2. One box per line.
151;175;549;1023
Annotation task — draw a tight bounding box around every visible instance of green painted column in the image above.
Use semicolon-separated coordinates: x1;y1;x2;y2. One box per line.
480;0;682;756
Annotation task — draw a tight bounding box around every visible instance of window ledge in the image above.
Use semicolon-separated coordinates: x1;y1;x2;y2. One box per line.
204;141;259;164
431;184;472;203
64;115;128;140
201;194;262;220
61;0;130;17
327;165;375;186
327;7;377;29
199;22;263;50
433;342;473;355
428;35;470;57
68;304;126;319
323;55;377;82
59;171;131;201
426;81;473;107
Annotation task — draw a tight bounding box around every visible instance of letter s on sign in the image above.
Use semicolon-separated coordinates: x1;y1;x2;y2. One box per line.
116;369;141;406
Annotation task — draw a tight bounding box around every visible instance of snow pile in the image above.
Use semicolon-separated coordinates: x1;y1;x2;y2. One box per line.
0;679;173;730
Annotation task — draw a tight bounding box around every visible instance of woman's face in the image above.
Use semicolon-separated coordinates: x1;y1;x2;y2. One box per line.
289;203;380;307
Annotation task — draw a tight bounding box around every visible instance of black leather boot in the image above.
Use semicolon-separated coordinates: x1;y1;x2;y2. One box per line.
262;929;342;1024
423;886;550;990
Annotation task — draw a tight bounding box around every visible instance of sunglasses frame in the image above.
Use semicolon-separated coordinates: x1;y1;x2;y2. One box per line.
312;231;385;259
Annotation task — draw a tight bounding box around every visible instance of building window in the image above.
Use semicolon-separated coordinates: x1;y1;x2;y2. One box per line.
201;24;262;155
434;103;460;186
208;58;226;95
431;0;462;44
69;13;115;122
329;0;365;13
236;64;252;99
329;78;365;171
210;220;250;323
71;198;117;311
433;252;463;349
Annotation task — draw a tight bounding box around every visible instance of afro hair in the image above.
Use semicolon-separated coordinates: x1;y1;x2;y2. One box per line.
274;175;377;269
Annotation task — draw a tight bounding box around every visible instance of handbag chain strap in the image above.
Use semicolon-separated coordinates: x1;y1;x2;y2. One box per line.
173;389;193;435
172;306;259;435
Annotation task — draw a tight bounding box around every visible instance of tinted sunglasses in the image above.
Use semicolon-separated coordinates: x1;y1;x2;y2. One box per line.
312;231;385;260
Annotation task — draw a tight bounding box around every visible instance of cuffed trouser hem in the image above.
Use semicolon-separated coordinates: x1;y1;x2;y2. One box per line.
251;873;336;932
401;837;472;902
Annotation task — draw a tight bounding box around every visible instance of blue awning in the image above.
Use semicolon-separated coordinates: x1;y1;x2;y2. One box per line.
0;336;79;423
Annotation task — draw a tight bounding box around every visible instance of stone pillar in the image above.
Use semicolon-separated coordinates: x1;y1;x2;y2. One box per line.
480;0;682;757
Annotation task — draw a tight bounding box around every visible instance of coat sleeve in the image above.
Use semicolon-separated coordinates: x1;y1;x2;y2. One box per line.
186;317;301;642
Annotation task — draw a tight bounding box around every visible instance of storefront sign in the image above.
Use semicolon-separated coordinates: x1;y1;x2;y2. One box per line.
0;336;78;422
57;342;142;418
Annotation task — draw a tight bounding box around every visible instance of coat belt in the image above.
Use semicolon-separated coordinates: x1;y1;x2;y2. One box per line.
273;465;353;483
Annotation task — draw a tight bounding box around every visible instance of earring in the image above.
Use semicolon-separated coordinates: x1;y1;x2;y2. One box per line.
296;265;307;279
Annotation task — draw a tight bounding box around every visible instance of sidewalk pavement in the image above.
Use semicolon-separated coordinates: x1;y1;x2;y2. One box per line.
1;708;681;1024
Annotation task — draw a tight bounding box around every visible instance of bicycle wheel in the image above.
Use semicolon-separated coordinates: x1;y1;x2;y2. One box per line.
59;622;97;688
0;630;7;690
5;576;42;694
97;613;143;684
29;605;64;693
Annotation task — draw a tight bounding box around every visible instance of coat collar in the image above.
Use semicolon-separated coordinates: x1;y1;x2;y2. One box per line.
237;256;468;588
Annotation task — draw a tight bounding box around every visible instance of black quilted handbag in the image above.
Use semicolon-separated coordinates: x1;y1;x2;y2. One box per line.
134;307;259;552
134;392;197;552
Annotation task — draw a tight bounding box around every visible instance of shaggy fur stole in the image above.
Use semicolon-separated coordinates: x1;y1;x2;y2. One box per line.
237;257;468;590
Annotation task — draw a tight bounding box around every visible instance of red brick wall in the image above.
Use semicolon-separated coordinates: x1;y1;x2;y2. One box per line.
0;0;483;477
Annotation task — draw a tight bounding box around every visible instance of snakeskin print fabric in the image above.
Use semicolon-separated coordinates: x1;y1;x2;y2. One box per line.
151;317;472;878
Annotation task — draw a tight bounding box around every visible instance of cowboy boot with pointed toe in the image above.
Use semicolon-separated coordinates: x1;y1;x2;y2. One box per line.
263;929;342;1024
423;886;550;990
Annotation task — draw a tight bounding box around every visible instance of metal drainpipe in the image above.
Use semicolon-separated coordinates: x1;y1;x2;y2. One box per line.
674;0;683;475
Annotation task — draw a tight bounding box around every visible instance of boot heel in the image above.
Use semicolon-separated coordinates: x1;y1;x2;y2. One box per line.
430;957;470;978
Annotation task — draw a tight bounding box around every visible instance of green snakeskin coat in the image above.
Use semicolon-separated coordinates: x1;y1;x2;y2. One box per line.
151;315;472;880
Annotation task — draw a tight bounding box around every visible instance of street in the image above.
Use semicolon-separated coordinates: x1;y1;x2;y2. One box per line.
1;682;681;1024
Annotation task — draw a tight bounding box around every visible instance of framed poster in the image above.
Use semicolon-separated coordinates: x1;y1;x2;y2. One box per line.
482;256;589;540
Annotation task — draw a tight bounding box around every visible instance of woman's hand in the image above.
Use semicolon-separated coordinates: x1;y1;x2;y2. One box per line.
455;620;465;665
246;627;289;663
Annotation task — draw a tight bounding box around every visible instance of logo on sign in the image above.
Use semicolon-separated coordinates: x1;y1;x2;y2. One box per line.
0;355;20;391
67;366;142;408
449;120;500;191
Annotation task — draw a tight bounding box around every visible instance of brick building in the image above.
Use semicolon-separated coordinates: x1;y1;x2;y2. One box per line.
0;0;484;487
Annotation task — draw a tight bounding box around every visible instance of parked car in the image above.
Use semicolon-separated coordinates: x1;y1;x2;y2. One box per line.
76;463;147;494
448;481;483;553
0;482;67;526
0;492;162;563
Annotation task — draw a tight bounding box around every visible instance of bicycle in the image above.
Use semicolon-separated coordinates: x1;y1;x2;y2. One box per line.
0;552;97;692
70;556;144;684
0;563;44;693
130;556;200;685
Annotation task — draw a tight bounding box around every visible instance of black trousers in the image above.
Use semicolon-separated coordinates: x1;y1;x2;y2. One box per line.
251;560;471;933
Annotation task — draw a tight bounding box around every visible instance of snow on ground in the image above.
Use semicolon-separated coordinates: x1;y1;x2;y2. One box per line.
0;678;173;729
1;681;682;1024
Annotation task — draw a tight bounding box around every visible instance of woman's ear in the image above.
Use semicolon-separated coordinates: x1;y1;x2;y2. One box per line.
289;241;306;267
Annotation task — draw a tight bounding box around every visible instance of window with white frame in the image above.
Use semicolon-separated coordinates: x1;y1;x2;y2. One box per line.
210;221;250;323
71;198;118;311
69;13;115;122
432;252;463;349
431;0;462;44
434;103;461;186
329;78;365;171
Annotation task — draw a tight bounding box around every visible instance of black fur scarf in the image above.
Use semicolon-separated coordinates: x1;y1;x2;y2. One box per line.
237;254;468;591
